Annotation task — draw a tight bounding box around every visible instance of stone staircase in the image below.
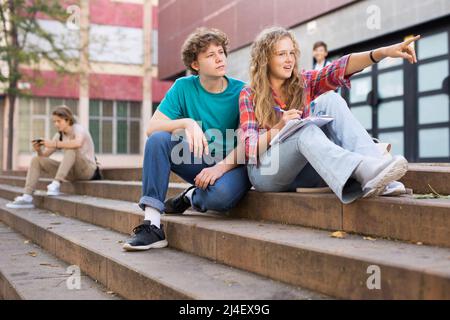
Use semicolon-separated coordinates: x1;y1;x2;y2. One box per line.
0;164;449;300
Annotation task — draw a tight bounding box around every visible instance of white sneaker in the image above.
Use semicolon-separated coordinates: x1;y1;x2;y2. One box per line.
6;195;34;209
46;181;61;196
381;181;407;196
362;156;408;198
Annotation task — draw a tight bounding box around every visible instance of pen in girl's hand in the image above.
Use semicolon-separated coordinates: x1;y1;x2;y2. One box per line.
273;106;285;113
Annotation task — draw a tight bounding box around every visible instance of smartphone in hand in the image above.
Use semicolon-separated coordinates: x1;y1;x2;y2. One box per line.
31;138;44;144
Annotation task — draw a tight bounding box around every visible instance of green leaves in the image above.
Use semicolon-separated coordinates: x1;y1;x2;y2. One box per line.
0;0;81;96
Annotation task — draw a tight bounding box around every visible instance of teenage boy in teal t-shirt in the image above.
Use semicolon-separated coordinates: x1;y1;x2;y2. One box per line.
124;28;251;251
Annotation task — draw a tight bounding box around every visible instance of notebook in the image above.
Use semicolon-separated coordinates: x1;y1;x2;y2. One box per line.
270;115;334;146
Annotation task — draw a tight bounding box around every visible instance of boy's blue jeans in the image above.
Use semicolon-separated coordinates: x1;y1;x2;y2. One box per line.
138;131;251;213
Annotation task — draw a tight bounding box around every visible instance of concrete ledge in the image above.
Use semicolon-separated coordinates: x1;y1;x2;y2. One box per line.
0;199;325;300
0;188;449;299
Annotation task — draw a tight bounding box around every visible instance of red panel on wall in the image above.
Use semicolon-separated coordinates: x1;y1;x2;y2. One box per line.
159;0;357;79
90;73;172;103
33;0;79;20
21;69;173;103
152;79;173;102
89;73;143;101
90;0;143;28
22;69;79;99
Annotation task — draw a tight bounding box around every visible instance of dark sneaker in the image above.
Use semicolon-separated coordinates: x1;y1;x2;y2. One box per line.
164;186;195;214
122;221;168;251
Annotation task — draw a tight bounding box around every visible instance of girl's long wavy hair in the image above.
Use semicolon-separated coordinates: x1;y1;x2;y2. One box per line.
250;27;305;128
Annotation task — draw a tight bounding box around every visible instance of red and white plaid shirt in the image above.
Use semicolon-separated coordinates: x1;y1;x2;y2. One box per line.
239;54;355;164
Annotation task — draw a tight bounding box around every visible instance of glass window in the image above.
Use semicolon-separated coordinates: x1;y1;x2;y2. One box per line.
418;94;449;125
103;101;113;117
65;99;78;115
378;70;404;98
350;76;371;104
351;105;372;130
89;119;100;153
117;120;128;154
378;131;404;156
90;100;100;116
378;100;404;129
418;60;449;92
19;98;31;152
419;128;449;158
117;101;128;118
378;57;403;70
130;102;141;118
418;32;448;60
49;98;63;108
130;121;140;154
102;120;113;153
33;98;46;115
88;99;142;154
32;119;46;140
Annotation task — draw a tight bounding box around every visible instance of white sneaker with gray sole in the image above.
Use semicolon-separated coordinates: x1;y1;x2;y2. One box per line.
6;196;35;209
363;156;408;198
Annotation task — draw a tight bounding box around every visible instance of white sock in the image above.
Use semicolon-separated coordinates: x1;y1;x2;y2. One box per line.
184;188;195;206
22;194;33;202
144;206;161;228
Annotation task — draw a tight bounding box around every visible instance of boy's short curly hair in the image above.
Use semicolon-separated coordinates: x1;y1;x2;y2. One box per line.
181;27;229;75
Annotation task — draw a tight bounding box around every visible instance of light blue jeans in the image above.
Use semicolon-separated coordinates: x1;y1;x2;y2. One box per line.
248;91;383;204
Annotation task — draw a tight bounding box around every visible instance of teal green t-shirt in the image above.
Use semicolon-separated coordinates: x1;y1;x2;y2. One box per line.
157;75;245;159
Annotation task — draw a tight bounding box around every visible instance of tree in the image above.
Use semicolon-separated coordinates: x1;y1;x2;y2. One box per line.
0;0;81;170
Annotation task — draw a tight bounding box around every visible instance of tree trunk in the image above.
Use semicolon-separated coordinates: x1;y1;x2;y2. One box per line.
6;0;18;170
6;92;15;170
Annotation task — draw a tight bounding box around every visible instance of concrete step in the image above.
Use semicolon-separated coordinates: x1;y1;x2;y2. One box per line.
0;222;119;300
402;163;450;195
0;177;449;248
0;188;449;299
0;175;187;202
0;169;185;184
0;199;327;300
3;162;450;193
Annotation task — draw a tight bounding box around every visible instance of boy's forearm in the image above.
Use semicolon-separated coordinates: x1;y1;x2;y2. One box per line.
146;119;191;136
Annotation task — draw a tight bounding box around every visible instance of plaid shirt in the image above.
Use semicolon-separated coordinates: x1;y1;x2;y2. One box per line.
239;54;354;164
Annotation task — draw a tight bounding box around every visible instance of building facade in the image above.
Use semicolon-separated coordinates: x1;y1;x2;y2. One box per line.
1;0;172;170
159;0;450;163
